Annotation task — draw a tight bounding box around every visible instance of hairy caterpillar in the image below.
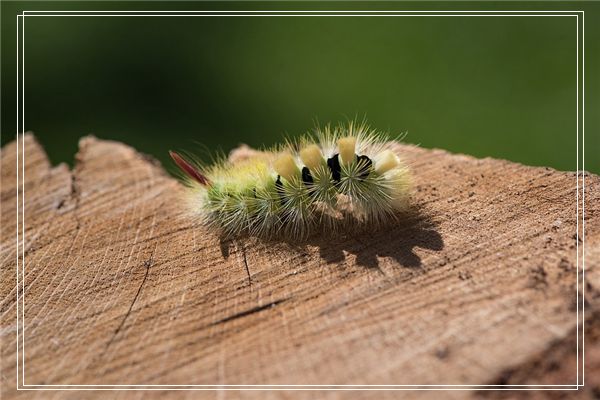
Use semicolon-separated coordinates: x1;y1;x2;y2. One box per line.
170;122;411;240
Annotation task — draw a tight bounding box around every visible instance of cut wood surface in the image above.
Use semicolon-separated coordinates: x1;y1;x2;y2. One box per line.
1;134;598;400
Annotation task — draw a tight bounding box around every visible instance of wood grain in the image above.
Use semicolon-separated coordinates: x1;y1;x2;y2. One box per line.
1;134;598;399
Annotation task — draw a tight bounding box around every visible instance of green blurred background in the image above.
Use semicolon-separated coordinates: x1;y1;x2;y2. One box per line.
2;2;598;173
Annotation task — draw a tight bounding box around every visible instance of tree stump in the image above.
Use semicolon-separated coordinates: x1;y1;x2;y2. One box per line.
1;134;598;399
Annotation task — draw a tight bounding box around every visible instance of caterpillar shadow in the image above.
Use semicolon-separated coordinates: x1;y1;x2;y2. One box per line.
301;210;444;269
219;208;444;270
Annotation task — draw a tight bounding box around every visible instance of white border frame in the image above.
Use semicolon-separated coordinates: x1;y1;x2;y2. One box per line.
14;9;585;392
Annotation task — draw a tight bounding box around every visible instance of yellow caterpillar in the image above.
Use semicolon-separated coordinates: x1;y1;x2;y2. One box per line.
170;122;411;240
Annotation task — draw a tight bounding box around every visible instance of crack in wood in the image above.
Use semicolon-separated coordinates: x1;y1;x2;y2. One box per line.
103;249;155;352
242;245;252;288
209;298;288;327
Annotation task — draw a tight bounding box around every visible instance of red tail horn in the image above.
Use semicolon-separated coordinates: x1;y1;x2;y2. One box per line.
169;151;211;186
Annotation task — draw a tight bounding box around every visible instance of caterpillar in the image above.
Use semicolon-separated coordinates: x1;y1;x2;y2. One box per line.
170;122;411;240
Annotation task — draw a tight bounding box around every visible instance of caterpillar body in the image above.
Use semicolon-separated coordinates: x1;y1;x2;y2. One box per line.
170;123;411;240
